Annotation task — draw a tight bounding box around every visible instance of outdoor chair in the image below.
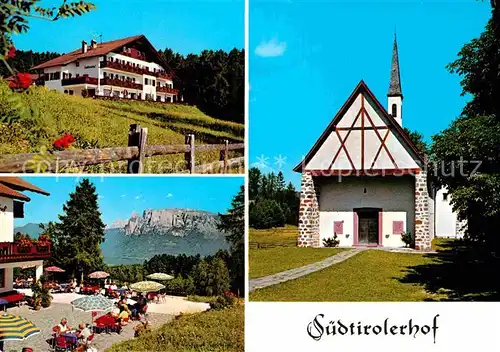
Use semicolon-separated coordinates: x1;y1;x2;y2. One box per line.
54;336;71;351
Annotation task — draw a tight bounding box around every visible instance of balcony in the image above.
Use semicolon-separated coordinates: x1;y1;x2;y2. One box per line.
0;242;51;263
61;76;98;86
101;77;143;90
101;60;173;80
156;71;173;80
157;86;179;95
101;60;150;76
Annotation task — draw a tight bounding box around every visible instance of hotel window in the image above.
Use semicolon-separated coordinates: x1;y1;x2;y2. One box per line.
152;80;156;86
54;72;61;80
64;90;68;94
145;78;149;85
69;90;74;95
443;193;449;201
75;61;80;67
0;269;4;288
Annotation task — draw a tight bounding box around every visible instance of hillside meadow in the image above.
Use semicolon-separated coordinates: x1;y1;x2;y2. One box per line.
0;82;244;173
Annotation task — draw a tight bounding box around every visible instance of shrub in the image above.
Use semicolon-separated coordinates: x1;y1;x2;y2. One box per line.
323;234;340;247
249;199;286;229
401;231;413;248
209;291;237;310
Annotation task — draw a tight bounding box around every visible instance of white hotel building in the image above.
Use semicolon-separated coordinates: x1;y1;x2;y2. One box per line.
33;35;178;102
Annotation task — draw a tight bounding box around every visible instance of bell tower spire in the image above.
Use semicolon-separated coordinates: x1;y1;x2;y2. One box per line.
388;31;403;126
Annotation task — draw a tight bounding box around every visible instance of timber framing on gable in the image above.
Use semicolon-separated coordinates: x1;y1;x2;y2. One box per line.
293;80;425;173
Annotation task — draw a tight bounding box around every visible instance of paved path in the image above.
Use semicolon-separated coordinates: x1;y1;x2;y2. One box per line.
2;295;209;352
249;248;366;292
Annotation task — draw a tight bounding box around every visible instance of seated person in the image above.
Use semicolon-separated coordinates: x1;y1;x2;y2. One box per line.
110;282;118;291
57;318;71;333
119;297;131;314
76;323;92;344
117;307;129;326
111;302;120;318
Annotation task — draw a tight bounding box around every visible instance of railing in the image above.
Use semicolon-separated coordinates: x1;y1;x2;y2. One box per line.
62;76;98;86
0;242;51;263
0;124;244;174
101;60;173;80
157;86;179;94
101;77;143;90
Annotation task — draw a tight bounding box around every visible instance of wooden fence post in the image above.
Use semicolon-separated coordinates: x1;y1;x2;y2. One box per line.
184;134;195;173
128;124;147;174
219;139;229;174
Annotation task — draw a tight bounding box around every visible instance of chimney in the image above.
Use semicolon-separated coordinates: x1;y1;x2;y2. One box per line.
82;40;88;54
91;39;97;50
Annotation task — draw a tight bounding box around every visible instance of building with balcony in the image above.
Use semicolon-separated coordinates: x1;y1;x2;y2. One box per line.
32;35;179;103
0;177;50;295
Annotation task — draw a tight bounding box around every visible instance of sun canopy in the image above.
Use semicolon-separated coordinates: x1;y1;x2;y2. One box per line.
88;271;109;279
130;281;165;293
0;314;40;341
71;295;114;312
146;273;174;281
44;266;65;273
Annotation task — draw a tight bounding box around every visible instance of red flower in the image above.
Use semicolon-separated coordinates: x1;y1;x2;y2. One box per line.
8;46;16;59
9;72;32;90
53;134;75;150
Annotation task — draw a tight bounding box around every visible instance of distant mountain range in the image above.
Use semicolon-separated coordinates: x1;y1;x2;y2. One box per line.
15;208;229;265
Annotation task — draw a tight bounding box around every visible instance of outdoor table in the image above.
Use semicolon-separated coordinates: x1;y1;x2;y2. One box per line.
60;332;78;346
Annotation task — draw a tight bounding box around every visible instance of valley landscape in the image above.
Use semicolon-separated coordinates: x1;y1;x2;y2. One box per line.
16;208;229;265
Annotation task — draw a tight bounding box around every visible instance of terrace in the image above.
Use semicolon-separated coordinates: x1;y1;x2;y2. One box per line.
101;60;173;80
157;86;179;94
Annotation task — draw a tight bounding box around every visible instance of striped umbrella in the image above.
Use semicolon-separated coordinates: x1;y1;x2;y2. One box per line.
130;281;165;293
146;273;174;281
0;314;40;341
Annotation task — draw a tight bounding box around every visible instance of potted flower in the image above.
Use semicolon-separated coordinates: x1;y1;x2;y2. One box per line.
16;234;33;253
35;234;51;252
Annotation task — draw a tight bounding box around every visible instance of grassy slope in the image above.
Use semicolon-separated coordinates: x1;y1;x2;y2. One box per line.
249;249;451;302
249;247;347;279
0;83;244;172
106;305;244;352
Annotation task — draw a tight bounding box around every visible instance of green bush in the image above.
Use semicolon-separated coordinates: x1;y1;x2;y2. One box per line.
401;231;413;248
322;234;340;248
209;291;237;310
249;199;286;229
192;258;230;296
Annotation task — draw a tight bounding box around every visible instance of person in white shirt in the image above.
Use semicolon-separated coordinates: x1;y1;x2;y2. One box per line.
57;318;71;333
77;323;92;344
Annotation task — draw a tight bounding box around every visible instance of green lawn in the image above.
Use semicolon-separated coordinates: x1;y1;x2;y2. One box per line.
249;225;298;246
250;250;449;302
0;82;244;173
249;247;347;279
106;304;244;352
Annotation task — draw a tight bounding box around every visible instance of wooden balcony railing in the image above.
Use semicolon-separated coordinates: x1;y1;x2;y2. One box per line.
101;77;143;90
101;60;173;80
61;76;98;86
156;86;179;95
0;242;51;263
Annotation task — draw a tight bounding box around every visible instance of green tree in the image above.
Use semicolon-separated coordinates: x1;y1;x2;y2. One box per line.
217;185;244;295
52;179;106;282
249;199;286;229
207;258;230;296
403;127;428;156
192;260;210;296
431;1;500;250
248;167;261;200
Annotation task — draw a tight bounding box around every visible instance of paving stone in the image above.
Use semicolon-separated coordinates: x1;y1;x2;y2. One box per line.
2;303;173;352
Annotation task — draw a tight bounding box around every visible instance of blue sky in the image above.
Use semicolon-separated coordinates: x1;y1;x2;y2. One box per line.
250;0;492;187
13;0;243;54
15;176;243;227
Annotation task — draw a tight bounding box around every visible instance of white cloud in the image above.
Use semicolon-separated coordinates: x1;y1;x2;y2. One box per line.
255;39;287;58
135;195;143;200
98;195;104;199
166;193;173;198
120;194;127;198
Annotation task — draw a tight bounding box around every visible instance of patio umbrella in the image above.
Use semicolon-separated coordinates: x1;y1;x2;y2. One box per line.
0;313;40;350
44;266;65;273
71;294;114;312
146;273;174;281
88;271;109;279
130;281;165;293
71;294;114;327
